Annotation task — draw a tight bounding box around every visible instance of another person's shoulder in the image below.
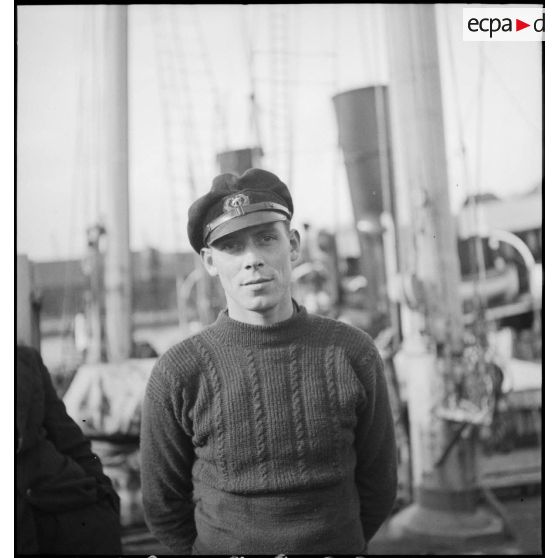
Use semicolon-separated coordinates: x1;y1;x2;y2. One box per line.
17;344;42;369
16;345;49;389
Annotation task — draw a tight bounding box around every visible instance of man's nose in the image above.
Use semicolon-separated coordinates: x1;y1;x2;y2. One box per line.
243;242;264;269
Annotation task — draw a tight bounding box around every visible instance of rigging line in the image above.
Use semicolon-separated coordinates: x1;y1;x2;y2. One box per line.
59;6;93;360
168;6;196;246
241;6;263;150
375;5;389;84
173;7;216;223
284;5;294;188
268;4;291;176
474;41;487;285
443;5;473;197
242;5;267;158
331;3;341;231
370;4;383;82
331;3;340;94
443;6;485;314
171;5;203;199
269;6;279;170
273;5;293;182
150;6;183;251
484;55;542;135
74;8;90;235
87;8;98;225
252;78;338;86
357;4;377;83
191;5;229;151
475;42;486;201
252;49;336;58
94;5;105;224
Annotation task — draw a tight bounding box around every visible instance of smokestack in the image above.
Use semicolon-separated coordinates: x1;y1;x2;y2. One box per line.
333;85;396;333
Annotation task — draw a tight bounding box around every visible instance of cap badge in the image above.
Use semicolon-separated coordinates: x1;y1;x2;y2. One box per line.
223;193;250;212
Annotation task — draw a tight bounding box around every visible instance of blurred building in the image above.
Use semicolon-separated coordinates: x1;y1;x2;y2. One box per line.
32;249;197;335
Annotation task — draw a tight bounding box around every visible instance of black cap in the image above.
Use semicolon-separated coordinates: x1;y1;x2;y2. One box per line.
187;168;293;253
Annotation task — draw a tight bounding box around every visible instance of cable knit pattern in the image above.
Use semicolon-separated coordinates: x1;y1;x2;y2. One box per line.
245;348;269;486
288;343;309;484
324;321;343;477
140;305;397;554
191;337;229;488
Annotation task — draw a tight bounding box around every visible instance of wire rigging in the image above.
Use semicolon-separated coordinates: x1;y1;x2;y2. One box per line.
357;4;375;81
442;5;486;317
443;5;474;198
170;5;201;197
59;6;95;365
331;3;342;232
191;5;229;152
241;6;263;151
473;41;487;283
484;55;541;136
150;6;182;252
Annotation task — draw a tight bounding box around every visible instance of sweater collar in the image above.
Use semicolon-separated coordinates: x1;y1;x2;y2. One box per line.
207;301;310;347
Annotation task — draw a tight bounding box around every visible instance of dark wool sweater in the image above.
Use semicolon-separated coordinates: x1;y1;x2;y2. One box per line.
140;305;397;554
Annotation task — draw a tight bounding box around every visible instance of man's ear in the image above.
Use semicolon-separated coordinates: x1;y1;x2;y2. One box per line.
200;247;219;277
289;229;301;263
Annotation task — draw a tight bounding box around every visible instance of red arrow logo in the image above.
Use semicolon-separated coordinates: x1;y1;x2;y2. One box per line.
516;18;530;31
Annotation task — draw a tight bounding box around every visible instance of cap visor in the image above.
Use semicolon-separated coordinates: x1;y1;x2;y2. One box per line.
207;211;288;246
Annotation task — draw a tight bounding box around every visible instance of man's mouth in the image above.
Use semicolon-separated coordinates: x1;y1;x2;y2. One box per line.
243;278;272;286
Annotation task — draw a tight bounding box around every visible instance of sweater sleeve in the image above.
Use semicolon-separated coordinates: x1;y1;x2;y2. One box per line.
353;346;398;542
140;359;197;554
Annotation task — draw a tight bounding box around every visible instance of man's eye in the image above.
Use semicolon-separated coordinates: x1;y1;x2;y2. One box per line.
217;240;239;252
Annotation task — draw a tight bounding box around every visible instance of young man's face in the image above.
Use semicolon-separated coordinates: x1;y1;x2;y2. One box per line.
201;221;300;324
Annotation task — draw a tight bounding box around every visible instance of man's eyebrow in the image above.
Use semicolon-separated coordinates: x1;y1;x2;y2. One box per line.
253;223;279;233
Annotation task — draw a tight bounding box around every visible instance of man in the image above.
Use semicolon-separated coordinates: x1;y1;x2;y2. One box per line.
16;345;121;554
140;168;397;554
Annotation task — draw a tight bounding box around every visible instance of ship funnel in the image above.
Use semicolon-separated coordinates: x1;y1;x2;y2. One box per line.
333;85;396;334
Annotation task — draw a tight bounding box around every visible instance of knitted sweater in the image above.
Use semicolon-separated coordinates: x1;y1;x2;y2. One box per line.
140;305;397;554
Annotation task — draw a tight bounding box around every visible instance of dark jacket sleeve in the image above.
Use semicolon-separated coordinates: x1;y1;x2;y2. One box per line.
36;349;120;512
353;347;398;541
140;360;197;554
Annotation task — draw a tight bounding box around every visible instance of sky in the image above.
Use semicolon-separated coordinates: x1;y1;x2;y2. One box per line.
16;4;543;261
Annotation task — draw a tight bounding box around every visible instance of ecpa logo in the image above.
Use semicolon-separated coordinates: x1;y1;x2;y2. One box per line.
463;8;544;41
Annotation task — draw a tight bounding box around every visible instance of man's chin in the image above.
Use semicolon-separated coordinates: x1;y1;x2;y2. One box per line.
243;296;276;313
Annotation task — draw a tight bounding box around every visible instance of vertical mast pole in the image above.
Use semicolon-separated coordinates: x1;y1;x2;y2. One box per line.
103;5;132;362
384;4;504;542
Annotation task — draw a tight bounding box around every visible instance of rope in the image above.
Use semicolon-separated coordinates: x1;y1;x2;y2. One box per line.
241;6;264;151
331;4;342;233
443;5;474;197
170;5;201;200
59;6;99;365
150;6;181;252
94;5;105;223
473;41;488;285
484;55;541;136
357;4;375;81
191;5;229;151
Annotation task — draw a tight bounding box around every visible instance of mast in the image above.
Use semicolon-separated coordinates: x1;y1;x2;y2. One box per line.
102;5;132;362
384;4;505;542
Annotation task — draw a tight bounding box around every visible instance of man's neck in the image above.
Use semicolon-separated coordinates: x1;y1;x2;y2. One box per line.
227;298;296;326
